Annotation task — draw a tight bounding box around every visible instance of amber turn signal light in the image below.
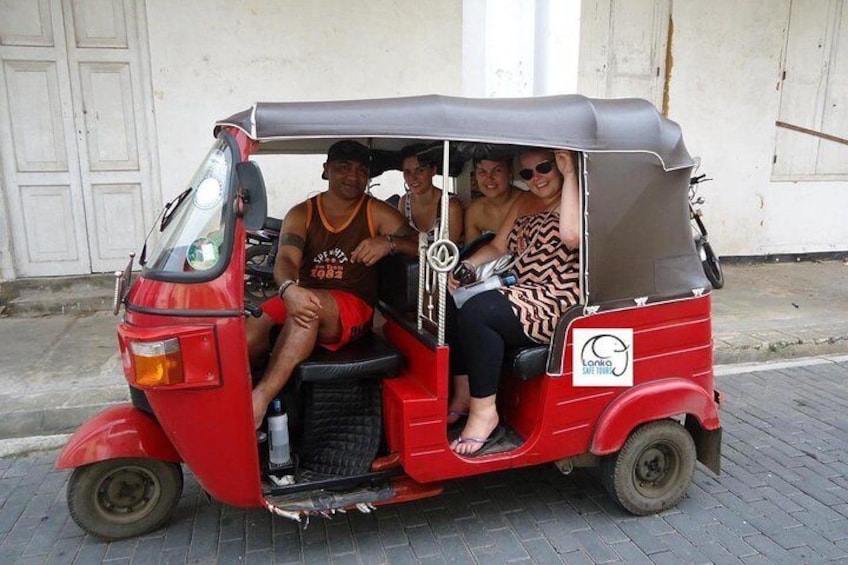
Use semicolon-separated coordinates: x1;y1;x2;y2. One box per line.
129;338;184;387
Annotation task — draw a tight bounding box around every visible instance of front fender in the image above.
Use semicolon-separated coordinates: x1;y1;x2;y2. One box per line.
590;378;720;456
55;404;181;469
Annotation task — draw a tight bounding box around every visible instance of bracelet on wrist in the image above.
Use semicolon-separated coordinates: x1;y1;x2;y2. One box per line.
278;279;297;299
385;234;396;255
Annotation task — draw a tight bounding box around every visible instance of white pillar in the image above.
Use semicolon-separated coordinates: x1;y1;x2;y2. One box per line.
463;0;581;98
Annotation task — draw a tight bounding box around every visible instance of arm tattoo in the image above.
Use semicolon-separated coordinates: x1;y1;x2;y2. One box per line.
278;233;305;250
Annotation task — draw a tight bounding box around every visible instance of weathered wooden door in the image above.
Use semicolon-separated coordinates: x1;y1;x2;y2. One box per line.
0;0;154;276
578;0;671;111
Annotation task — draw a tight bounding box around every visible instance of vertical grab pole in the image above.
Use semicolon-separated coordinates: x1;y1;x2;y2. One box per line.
417;232;426;332
437;140;451;345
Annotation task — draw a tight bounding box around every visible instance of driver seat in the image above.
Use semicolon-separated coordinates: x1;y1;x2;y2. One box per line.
289;332;402;478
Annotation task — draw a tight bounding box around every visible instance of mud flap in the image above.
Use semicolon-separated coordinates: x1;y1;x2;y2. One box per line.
687;419;721;475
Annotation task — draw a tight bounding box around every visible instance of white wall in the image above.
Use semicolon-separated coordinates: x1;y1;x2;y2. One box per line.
647;0;846;256
145;0;462;215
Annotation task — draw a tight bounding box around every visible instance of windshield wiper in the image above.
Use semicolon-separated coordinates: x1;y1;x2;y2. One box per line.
159;187;193;232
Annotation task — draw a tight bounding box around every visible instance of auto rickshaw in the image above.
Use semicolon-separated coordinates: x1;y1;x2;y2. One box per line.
56;94;721;540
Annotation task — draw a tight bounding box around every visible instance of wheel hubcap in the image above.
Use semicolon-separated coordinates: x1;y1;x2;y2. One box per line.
94;466;161;523
633;442;679;497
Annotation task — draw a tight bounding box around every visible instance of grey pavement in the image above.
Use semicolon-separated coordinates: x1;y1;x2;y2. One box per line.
0;260;847;447
0;357;846;563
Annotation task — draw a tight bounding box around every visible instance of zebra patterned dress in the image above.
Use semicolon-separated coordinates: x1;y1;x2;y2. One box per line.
499;210;580;343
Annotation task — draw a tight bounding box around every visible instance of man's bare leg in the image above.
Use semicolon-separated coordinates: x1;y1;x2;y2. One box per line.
246;314;276;367
250;290;342;428
251;317;318;428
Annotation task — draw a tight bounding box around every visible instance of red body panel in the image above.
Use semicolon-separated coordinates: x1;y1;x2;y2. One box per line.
381;295;715;483
116;276;262;507
57;131;262;508
590;377;720;455
55;404;181;468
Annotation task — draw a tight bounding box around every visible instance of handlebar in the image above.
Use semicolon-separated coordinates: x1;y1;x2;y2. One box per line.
690;174;712;185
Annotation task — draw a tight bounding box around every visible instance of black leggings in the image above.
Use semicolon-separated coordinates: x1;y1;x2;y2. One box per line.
453;290;535;398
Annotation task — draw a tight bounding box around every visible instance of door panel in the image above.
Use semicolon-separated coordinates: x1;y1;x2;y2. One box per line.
578;0;670;110
79;62;139;171
19;185;81;262
4;60;69;172
773;0;832;177
606;0;669;107
71;0;128;49
0;0;54;47
817;2;848;174
89;183;144;261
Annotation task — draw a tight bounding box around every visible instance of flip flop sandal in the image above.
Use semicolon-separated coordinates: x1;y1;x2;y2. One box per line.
453;425;506;458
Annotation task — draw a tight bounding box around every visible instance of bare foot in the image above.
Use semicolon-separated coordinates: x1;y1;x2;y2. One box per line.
450;404;499;456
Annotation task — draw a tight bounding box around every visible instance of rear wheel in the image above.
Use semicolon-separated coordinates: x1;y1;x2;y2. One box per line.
67;458;183;540
601;420;696;515
701;240;724;289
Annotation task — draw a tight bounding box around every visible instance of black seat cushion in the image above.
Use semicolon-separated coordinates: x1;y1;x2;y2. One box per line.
504;345;548;381
292;332;403;383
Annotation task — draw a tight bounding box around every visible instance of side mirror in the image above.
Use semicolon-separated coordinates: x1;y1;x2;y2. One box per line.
236;161;267;230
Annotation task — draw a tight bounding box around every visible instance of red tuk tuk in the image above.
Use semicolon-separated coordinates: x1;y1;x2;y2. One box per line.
56;95;721;540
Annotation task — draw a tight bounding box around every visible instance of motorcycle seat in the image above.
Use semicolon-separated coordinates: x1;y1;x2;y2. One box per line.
292;332;403;384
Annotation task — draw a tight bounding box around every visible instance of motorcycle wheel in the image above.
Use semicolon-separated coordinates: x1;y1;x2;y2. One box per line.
701;240;724;289
67;458;183;541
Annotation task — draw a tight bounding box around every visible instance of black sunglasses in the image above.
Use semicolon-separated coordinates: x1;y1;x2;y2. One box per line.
518;160;554;181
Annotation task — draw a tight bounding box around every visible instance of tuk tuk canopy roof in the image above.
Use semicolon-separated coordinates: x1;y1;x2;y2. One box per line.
215;94;693;171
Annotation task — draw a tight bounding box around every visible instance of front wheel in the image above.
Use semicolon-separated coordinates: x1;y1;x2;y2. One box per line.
601;420;696;515
700;240;724;289
67;458;183;541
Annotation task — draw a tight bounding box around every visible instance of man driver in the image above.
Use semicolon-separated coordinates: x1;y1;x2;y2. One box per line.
246;140;416;428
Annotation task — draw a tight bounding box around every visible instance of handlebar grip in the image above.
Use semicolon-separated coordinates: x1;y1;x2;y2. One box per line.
691;174;707;183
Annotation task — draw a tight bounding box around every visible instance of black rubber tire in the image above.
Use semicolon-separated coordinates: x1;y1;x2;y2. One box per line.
601;420;696;515
701;240;724;289
67;458;183;541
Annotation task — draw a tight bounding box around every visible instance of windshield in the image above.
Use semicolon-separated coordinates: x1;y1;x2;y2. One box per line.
144;135;236;280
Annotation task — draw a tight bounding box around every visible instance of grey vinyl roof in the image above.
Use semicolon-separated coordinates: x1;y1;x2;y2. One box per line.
214;94;693;171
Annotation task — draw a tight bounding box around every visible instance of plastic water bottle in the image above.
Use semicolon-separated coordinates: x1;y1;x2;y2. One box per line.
267;399;291;468
452;273;518;308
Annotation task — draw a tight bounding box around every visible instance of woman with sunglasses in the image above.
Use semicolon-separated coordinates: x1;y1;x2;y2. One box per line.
448;149;580;456
397;145;464;245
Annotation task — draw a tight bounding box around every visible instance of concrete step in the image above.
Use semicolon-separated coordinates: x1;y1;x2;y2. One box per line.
0;385;130;440
1;274;115;317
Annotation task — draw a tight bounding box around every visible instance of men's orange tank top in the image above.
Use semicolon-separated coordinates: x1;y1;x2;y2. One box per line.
299;193;378;305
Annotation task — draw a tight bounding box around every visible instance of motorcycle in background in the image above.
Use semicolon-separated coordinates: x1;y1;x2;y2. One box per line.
689;173;724;289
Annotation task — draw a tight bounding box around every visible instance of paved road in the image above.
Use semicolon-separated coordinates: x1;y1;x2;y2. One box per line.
1;358;846;564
